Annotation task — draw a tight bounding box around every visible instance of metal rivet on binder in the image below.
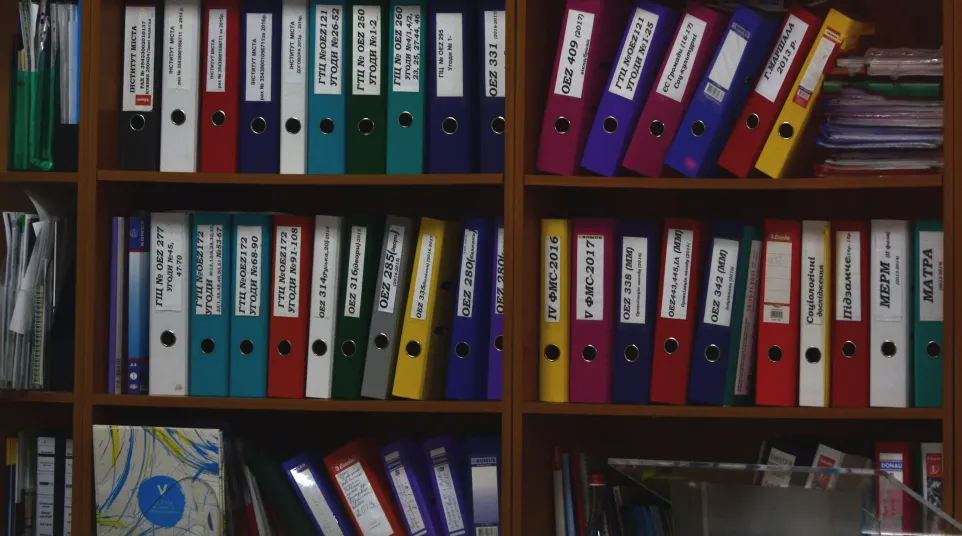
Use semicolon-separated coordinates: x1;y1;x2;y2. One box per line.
881;340;897;358
554;117;571;134
211;110;227;127
491;116;506;135
442;117;459;135
358;118;375;135
200;338;215;355
398;112;414;128
691;120;706;137
746;113;760;130
406;340;422;358
285;118;302;135
494;335;503;352
623;344;639;363
277;340;292;356
778;122;794;140
311;339;328;357
582;345;597;362
341;340;357;357
160;330;176;347
663;337;679;355
374;334;390;350
250;117;267;134
320;118;335;134
171;109;187;126
805;347;821;364
704;344;720;362
767;345;783;362
240;339;254;355
927;341;941;358
842;341;856;358
544;344;560;362
130;114;146;132
455;342;471;359
603;116;618;134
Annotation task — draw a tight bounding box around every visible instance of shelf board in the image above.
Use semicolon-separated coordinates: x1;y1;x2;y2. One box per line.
0;171;78;183
0;390;74;404
99;170;503;186
93;394;504;413
525;174;943;190
523;402;945;420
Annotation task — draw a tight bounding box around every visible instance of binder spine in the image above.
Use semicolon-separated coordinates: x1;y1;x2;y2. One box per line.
148;212;191;396
229;214;273;397
280;0;310;174
830;221;870;407
189;214;233;397
109;218;126;395
306;216;344;399
798;221;831;407
387;0;427;173
282;454;357;536
307;1;348;174
478;0;506;173
119;1;164;170
346;0;390;174
239;0;283;173
424;437;472;536
538;219;570;403
485;217;505;401
869;220;912;408
381;440;440;536
160;0;203;172
127;216;150;394
200;0;241;173
914;220;943;408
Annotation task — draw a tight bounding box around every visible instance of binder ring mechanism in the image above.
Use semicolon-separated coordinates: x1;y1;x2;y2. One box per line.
200;338;216;355
239;339;254;356
405;340;422;358
804;347;822;364
341;339;357;358
841;340;857;358
170;109;187;126
927;341;941;358
160;330;176;348
373;333;390;350
581;345;597;362
544;344;560;362
881;340;897;358
767;345;783;363
277;340;292;356
129;114;146;132
455;342;471;359
211;110;227;127
311;339;328;357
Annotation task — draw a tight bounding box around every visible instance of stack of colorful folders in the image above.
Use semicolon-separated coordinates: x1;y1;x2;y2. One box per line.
815;49;944;176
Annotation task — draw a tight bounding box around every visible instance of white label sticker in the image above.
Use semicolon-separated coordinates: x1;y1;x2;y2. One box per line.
836;231;862;322
194;224;224;316
123;6;157;111
392;6;422;93
352;5;382;95
793;31;839;108
704;24;749;103
333;461;394;536
620;236;648;325
872;228;905;322
494;227;505;315
656;14;707;103
660;229;695;320
246;13;274;102
734;240;762;396
544;235;562;323
433;461;466;533
919;231;944;322
484;10;506;98
152;218;187;312
576;235;604;321
273;225;302;318
312;221;340;320
291;466;347;536
411;234;436;320
344;226;368;319
235;225;263;317
435;13;464;97
761;448;795;488
763;239;793;324
553;9;595;99
801;227;827;327
283;6;307;84
165;5;198;90
703;238;739;327
314;5;343;95
457;229;480;318
755;14;810;103
609;8;659;101
377;225;406;314
387;461;427;535
206;9;228;93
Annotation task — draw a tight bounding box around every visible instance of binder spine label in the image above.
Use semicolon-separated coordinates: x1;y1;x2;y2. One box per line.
312;220;340;320
755;14;809;103
872;228;905;322
620;237;648;325
377;225;407;314
553;9;595;99
656;14;707;103
802;229;826;327
470;455;501;529
385;452;428;535
609;8;659;101
235;225;263;317
659;229;694;320
345;226;369;319
704;238;739;327
314;5;343;95
457;229;480;318
760;448;795;488
576;235;605;321
37;437;56;536
495;227;505;315
123;6;157;111
352;5;383;96
411;235;437;320
836;231;862;322
283;6;306;84
705;23;750;103
289;464;344;534
544;235;562;323
484;10;506;98
393;6;422;93
436;13;464;98
152;218;187;312
429;448;466;533
246;13;275;102
274;225;303;318
735;239;762;396
332;459;393;535
166;5;198;90
793;29;841;108
918;231;944;322
195;224;224;316
762;239;793;325
206;9;228;93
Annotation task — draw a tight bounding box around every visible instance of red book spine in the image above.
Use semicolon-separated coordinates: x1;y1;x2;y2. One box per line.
267;216;314;398
830;221;870;407
199;0;240;172
755;220;802;406
650;218;704;404
875;442;915;532
324;441;405;536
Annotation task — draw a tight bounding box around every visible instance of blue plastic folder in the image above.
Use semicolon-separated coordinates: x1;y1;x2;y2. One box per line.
477;0;506;172
387;0;428;173
229;214;273;397
127;215;150;394
189;214;233;397
239;0;282;173
611;220;661;405
428;0;477;173
308;1;348;174
688;221;746;406
665;6;779;178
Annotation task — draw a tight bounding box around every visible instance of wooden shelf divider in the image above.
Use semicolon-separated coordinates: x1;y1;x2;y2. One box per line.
91;394;505;414
526;173;944;190
98;170;504;186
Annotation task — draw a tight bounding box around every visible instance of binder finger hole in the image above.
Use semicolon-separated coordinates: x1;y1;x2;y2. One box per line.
746;113;760;130
691;120;706;137
805;347;822;364
778;122;794;140
494;335;503;352
442;117;459;135
842;341;857;358
927;341;941;358
881;340;897;358
581;345;597;362
211;110;227;127
239;339;254;355
544;344;560;362
405;340;422;358
129;114;146;132
649;120;665;138
663;337;678;355
358;118;375;135
160;330;176;348
277;340;292;356
554;117;570;134
704;344;720;363
623;344;639;363
398;112;414;128
285;118;302;135
311;339;328;357
250;117;267;135
455;342;471;359
603;116;618;134
767;345;783;362
320;118;336;134
491;116;506;135
374;334;390;350
170;109;187;126
341;340;357;357
200;338;215;355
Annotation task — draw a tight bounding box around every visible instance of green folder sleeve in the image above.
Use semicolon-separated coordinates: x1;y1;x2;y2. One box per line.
11;67;56;171
332;215;386;399
246;454;317;535
347;0;390;174
724;226;763;407
914;219;943;408
822;79;942;98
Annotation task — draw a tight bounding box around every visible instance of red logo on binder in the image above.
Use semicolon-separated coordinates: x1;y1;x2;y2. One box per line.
811;454;835;490
926;453;943;478
135;95;152;106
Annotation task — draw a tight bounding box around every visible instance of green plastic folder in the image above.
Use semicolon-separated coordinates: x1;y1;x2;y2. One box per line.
246;454;316;535
12;67;56;171
822;79;942;98
332;215;385;399
724;225;763;407
914;219;943;408
347;0;390;173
